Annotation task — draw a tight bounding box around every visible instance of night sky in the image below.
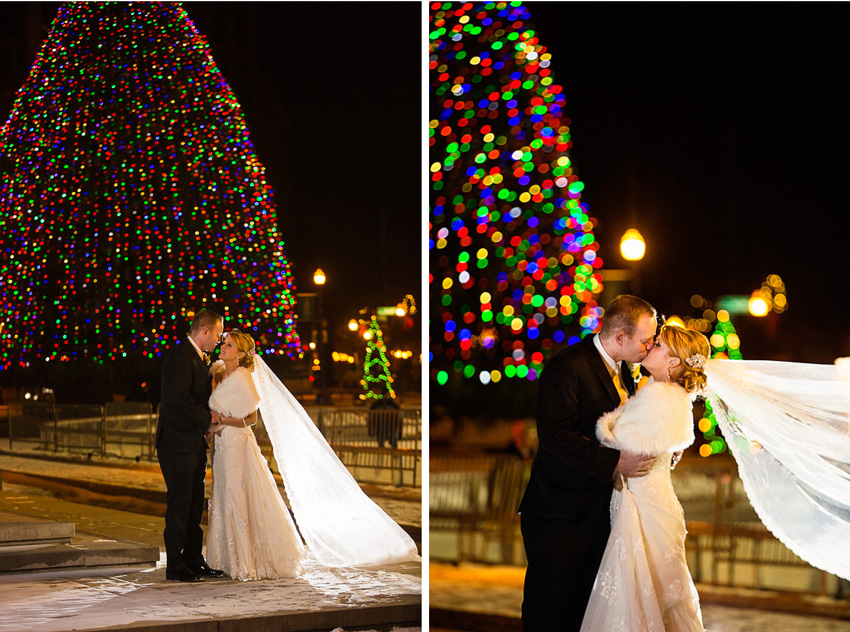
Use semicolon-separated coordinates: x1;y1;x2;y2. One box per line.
189;2;422;323
524;2;850;363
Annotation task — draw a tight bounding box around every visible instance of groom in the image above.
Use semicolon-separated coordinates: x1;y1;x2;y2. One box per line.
518;295;659;631
156;308;226;582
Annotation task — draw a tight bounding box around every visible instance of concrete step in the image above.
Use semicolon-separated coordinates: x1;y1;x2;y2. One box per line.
0;512;74;546
0;536;159;574
0;510;157;574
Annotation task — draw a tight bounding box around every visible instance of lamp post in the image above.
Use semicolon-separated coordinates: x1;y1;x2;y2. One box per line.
619;228;646;295
619;228;646;262
313;268;330;405
747;290;770;317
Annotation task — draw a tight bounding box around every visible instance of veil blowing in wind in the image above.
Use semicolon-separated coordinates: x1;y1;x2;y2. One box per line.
251;355;420;567
705;359;850;580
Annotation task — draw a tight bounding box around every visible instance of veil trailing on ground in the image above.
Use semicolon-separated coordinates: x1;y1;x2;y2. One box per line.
251;355;420;567
704;359;850;581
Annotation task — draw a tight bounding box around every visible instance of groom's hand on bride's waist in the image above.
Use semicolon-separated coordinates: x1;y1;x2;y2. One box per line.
615;451;657;478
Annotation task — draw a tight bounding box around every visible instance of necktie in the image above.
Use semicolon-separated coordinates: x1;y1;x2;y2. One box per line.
612;364;629;406
620;361;635;396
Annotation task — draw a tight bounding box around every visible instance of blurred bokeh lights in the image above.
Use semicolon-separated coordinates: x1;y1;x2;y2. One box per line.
429;1;604;386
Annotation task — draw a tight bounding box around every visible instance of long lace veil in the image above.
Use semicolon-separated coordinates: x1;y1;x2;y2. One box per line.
704;359;850;580
251;355;420;567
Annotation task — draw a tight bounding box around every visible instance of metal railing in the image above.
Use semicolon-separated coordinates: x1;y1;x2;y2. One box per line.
430;453;528;564
7;402;154;458
255;406;422;488
4;402;421;487
429;453;847;598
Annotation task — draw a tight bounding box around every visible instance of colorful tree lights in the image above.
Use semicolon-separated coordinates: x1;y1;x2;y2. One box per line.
0;2;301;369
697;310;743;456
429;1;604;387
362;316;395;401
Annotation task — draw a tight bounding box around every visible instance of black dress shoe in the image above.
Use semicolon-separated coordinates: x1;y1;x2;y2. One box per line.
188;562;225;577
166;569;203;582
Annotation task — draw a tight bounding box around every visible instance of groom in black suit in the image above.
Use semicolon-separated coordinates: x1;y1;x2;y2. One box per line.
156;308;225;582
518;295;659;631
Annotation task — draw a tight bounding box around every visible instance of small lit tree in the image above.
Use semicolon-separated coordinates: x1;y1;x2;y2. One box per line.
361;316;395;401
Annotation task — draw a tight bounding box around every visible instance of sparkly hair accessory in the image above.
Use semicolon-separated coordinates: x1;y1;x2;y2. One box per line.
685;352;706;369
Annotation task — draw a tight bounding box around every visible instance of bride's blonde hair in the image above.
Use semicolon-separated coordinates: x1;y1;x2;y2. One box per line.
226;329;256;372
659;325;710;393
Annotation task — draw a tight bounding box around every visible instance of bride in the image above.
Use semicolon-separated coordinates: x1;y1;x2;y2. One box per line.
582;322;850;631
205;330;420;580
581;324;709;631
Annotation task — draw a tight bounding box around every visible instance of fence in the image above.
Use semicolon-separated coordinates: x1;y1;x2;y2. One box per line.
430;453;528;564
429;452;847;598
7;402;155;459
683;462;839;595
255;406;422;488
4;402;421;487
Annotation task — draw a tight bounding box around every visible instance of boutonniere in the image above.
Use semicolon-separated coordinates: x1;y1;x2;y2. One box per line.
628;363;649;391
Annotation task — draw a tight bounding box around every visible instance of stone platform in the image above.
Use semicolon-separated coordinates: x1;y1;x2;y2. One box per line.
0;558;421;632
0;474;421;632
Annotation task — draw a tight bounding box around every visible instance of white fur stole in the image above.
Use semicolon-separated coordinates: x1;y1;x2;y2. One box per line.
208;365;260;419
596;381;695;456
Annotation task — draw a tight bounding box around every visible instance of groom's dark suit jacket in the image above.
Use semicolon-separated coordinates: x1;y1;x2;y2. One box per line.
155;339;213;454
519;334;638;631
519;334;635;522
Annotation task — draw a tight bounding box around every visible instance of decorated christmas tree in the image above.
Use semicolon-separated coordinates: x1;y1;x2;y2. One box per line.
362;316;395;401
429;2;604;392
0;2;301;373
694;310;743;456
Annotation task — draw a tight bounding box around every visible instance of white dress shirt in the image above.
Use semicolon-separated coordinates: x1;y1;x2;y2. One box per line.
187;335;206;363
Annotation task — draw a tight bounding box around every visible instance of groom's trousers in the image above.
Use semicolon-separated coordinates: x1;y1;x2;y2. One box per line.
520;513;610;632
158;445;207;572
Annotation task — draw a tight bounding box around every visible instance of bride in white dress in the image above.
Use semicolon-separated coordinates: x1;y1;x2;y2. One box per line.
205;330;305;580
204;330;420;580
581;324;709;632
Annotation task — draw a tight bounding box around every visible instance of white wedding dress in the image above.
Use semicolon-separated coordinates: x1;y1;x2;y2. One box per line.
205;366;305;580
204;357;420;580
581;381;705;632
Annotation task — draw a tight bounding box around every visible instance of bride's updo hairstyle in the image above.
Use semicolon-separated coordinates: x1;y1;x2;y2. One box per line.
225;329;256;372
659;324;710;394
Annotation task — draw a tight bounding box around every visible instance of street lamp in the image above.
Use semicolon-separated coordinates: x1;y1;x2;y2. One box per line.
313;268;330;404
747;291;770;317
620;228;646;261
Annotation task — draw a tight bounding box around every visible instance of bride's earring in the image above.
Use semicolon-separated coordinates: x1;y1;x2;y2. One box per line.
666;363;673;383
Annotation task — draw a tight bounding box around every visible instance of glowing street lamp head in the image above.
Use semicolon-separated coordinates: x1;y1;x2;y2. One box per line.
313;268;327;286
620;228;646;261
748;291;770;317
